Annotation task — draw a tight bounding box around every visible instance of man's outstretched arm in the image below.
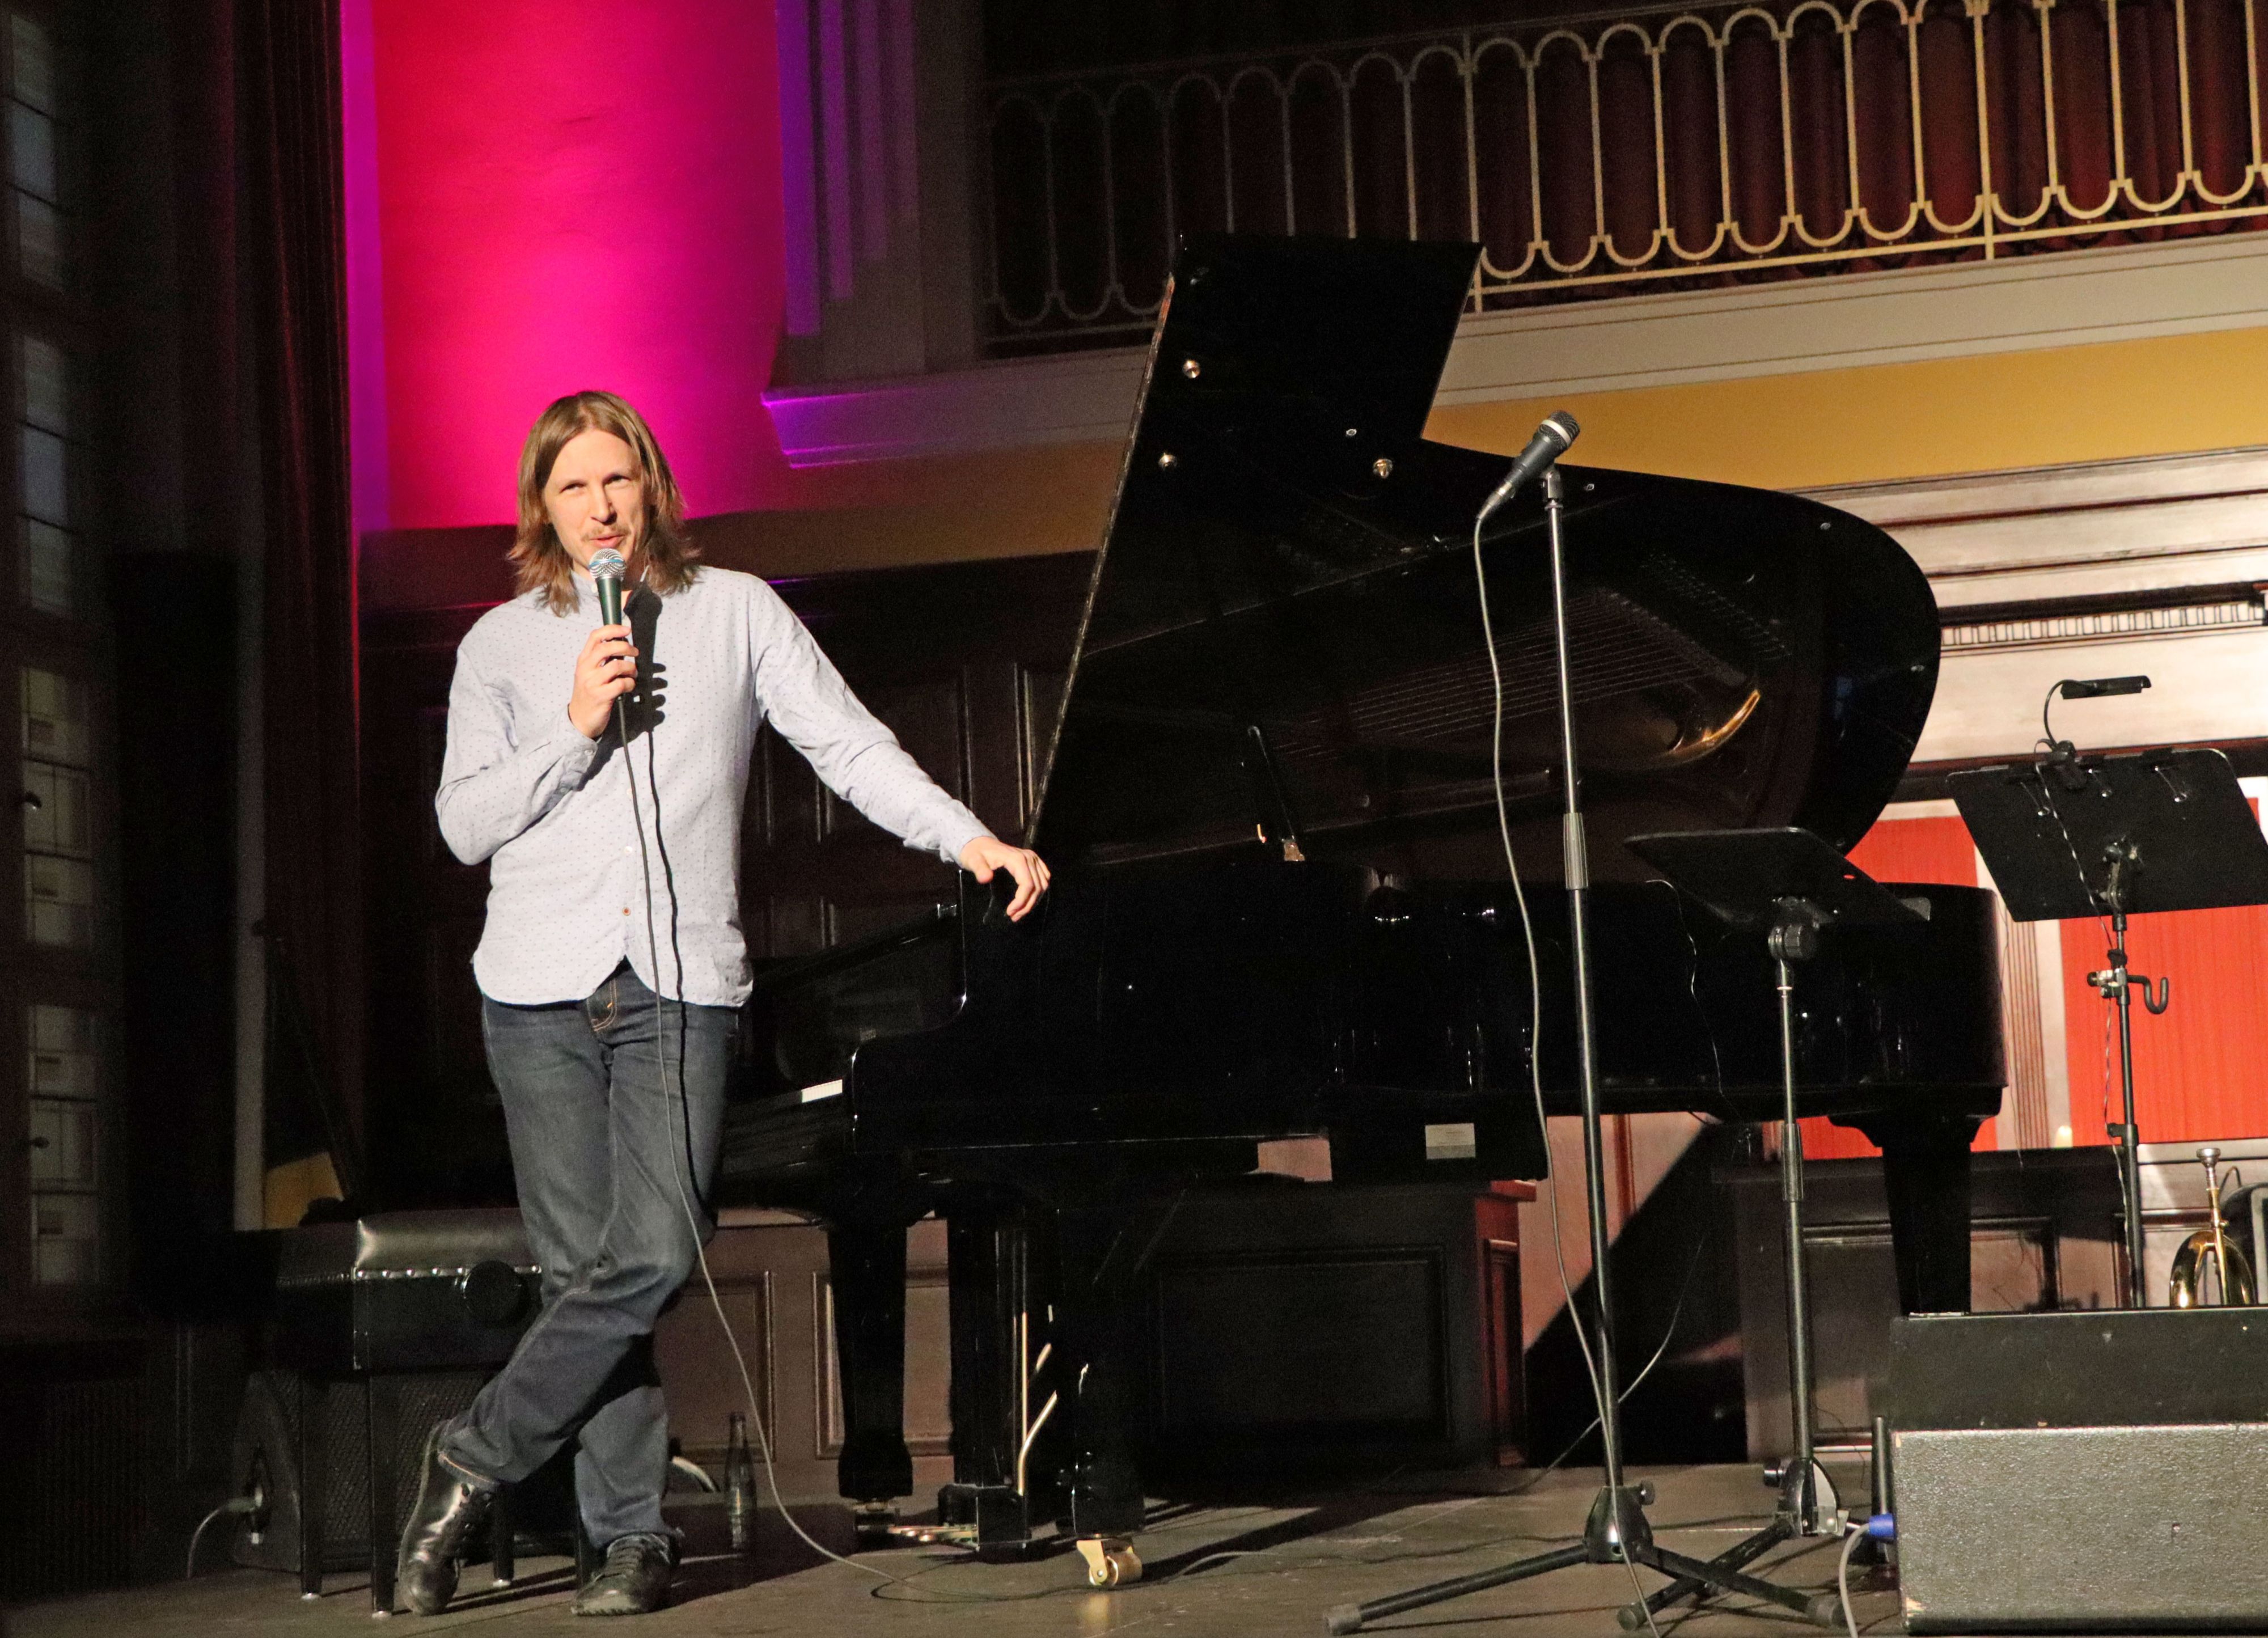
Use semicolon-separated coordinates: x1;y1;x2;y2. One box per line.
750;582;1050;917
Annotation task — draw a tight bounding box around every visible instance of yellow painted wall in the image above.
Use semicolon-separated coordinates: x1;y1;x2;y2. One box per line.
737;324;2268;578
264;1150;344;1230
370;323;2268;603
693;442;1124;580
1425;324;2268;492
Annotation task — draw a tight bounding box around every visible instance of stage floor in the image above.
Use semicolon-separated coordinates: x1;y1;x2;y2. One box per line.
8;1463;1898;1637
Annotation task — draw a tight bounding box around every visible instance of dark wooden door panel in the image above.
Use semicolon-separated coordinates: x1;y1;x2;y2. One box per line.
820;675;969;840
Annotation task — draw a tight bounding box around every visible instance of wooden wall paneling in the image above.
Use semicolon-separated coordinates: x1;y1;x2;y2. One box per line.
761;727;822;850
964;658;1030;840
1730;1149;2121;1462
1475;1188;1527;1465
1992;886;2056;1150
654;1215;955;1508
819;674;968;839
741;555;1091;967
359;607;507;1208
1137;1182;1527;1478
1017;664;1068;826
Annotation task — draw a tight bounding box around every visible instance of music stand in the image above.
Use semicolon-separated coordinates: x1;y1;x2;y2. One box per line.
1950;747;2268;1299
1610;828;1918;1621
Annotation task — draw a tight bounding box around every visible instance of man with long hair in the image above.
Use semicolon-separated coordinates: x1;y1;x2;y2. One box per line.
399;391;1048;1616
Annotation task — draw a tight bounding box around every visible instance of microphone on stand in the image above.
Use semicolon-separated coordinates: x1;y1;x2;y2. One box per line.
1476;410;1581;526
589;547;628;626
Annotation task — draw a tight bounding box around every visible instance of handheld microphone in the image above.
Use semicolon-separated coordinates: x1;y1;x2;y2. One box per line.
589;548;627;627
1477;410;1580;522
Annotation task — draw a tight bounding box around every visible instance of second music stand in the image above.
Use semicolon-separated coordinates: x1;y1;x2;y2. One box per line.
1617;826;1923;1625
1950;747;2268;1299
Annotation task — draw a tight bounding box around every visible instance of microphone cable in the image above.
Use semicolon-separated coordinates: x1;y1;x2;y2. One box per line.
606;628;896;1586
1471;488;1666;1638
608;591;1039;1605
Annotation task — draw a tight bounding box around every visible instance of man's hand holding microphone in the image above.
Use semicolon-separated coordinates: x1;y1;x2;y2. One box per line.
569;548;635;741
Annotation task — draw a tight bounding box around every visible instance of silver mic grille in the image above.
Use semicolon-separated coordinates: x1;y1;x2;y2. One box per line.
589;548;627;582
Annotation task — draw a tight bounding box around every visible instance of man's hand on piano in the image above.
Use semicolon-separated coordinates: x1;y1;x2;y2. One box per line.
959;836;1052;921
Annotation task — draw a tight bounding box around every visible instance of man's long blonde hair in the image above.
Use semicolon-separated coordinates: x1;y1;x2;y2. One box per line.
511;391;700;615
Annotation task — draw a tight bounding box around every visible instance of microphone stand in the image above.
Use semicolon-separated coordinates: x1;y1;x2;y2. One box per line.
1326;466;1840;1635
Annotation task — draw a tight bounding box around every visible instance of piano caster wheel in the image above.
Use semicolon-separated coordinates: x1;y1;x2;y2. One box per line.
852;1501;897;1549
1077;1537;1141;1589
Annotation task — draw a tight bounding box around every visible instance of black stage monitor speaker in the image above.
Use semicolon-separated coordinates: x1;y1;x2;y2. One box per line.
1894;1423;2268;1631
229;1368;486;1573
1888;1309;2268;1632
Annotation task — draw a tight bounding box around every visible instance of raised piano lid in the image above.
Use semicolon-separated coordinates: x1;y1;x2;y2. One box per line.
1027;235;1941;881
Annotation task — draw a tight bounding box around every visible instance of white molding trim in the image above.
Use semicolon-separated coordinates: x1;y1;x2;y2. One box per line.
764;235;2268;467
1436;233;2268;403
1802;445;2268;609
765;346;1146;467
1819;446;2268;763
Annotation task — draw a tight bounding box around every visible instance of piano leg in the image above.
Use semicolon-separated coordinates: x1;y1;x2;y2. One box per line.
825;1220;915;1516
941;1193;1148;1575
1842;1111;1985;1314
1051;1202;1150;1552
945;1204;1025;1496
941;1200;1050;1559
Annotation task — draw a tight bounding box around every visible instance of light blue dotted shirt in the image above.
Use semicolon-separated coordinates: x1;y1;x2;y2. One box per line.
435;565;991;1008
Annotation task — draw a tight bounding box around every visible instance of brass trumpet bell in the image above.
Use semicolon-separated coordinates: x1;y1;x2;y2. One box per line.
2170;1144;2257;1307
2170;1229;2256;1306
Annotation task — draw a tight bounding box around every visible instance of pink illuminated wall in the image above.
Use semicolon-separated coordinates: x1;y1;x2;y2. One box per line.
349;1;791;535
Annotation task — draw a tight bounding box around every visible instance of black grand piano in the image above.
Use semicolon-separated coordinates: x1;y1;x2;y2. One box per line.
717;236;2002;1573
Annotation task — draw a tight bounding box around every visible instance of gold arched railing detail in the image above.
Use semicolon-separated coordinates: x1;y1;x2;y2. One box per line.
981;0;2268;352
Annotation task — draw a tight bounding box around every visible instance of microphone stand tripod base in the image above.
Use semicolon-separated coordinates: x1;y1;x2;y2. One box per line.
1616;1462;1843;1631
1324;1486;1657;1637
1323;1477;1840;1636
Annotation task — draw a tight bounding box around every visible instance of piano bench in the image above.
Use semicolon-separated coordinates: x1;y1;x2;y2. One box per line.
249;1209;540;1615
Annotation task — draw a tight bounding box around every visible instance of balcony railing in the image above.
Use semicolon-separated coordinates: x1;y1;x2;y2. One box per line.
981;0;2268;354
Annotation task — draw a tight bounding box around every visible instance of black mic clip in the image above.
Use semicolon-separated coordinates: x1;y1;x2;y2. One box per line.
2043;737;2088;792
1476;410;1581;528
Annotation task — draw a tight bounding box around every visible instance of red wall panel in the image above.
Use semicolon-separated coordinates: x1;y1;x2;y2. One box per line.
1801;805;2268;1162
2058;878;2268;1147
1806;815;1982;1159
361;1;789;531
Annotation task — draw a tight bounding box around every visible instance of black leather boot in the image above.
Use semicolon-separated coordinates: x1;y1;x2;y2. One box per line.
570;1533;675;1616
395;1420;497;1615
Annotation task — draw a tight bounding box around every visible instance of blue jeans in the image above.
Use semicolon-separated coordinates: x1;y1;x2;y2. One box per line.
442;962;735;1546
